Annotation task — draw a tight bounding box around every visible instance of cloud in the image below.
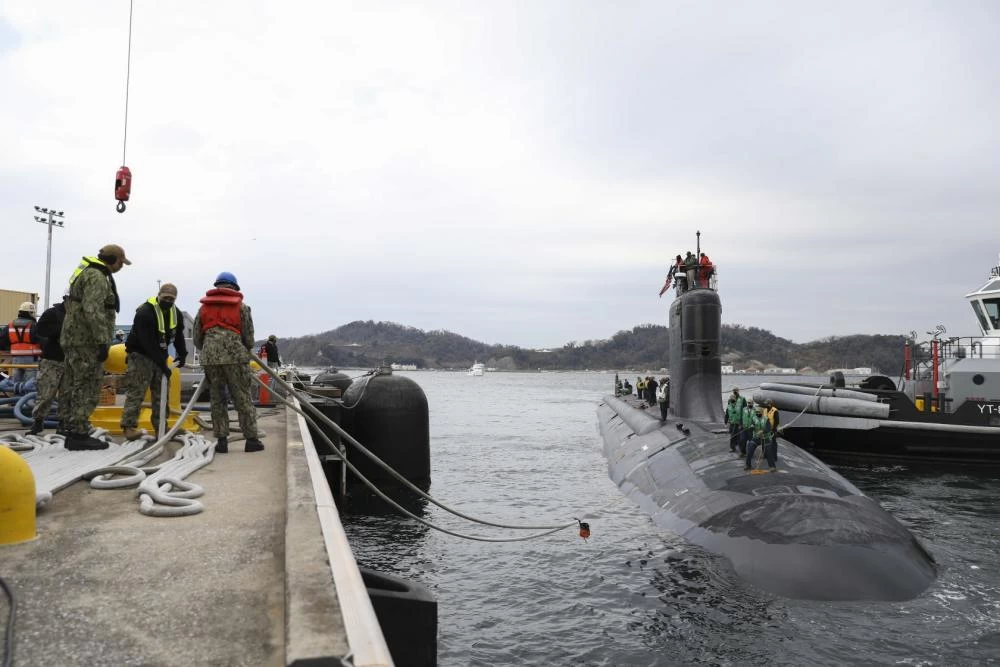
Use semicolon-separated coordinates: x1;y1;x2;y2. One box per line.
1;1;999;349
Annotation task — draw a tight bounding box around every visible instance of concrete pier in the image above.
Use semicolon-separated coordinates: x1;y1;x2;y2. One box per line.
0;405;391;666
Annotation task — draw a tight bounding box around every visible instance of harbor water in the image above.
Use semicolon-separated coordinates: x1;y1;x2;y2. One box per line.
336;371;1000;666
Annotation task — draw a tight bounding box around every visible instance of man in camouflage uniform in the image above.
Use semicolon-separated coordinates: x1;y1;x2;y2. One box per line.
27;296;69;435
59;244;130;450
120;283;188;440
193;271;264;453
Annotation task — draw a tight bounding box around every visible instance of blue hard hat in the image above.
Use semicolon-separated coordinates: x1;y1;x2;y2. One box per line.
214;271;240;290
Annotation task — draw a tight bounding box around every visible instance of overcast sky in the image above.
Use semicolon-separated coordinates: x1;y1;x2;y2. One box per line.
2;1;999;349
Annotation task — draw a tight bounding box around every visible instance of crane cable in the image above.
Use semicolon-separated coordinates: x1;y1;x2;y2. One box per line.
121;0;133;166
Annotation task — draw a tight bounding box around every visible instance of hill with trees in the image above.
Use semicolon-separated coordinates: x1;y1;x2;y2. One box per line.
274;320;905;375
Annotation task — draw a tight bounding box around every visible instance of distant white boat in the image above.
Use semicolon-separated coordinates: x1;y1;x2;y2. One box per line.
468;362;485;376
391;363;418;371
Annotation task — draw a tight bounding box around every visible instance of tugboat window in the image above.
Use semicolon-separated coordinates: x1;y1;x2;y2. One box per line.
973;374;985;385
971;301;991;332
982;298;1000;330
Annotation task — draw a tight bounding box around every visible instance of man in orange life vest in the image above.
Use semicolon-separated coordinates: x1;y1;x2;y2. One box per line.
0;301;42;383
698;252;714;288
192;271;264;454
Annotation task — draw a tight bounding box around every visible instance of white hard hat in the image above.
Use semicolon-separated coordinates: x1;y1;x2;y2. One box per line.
19;301;35;314
116;329;125;336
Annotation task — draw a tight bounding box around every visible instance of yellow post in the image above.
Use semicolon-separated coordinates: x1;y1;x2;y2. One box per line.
0;446;36;545
90;350;200;433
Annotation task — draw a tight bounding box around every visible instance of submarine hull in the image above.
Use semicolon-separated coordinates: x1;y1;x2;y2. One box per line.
600;396;936;600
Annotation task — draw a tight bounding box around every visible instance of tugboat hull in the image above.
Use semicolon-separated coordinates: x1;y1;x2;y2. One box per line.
781;413;1000;464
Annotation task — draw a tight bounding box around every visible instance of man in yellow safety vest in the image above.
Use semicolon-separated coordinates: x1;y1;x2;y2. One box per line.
120;283;187;440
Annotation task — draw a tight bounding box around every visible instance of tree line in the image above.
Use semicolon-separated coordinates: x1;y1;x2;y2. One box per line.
276;320;905;375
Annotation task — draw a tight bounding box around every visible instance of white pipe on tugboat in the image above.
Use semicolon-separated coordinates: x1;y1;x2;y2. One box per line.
248;356;583;535
759;382;879;403
773;384;829;431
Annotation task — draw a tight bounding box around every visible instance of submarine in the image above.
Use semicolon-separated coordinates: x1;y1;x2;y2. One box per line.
598;253;937;601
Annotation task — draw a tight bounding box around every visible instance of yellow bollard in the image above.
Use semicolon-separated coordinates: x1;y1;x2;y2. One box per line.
90;355;200;433
0;446;36;545
104;342;128;374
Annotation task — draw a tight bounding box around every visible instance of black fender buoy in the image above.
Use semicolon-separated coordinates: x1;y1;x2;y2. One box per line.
313;369;352;393
359;568;437;667
829;371;846;388
342;371;430;486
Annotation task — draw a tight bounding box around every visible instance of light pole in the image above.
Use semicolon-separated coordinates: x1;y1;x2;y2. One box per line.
33;206;65;310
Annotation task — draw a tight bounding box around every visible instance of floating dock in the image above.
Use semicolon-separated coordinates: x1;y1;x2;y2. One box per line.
0;404;394;666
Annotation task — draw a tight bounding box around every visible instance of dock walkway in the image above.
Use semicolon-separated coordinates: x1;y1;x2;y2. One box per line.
0;406;387;666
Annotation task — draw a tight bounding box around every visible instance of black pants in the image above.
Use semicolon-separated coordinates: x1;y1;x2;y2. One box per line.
729;423;739;451
738;428;750;455
747;438;778;469
659;401;668;420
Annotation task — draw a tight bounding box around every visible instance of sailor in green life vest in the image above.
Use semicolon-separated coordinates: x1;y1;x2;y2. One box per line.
120;283;188;440
59;243;130;450
745;403;778;472
636;377;645;401
724;388;746;452
725;396;738;449
738;397;756;456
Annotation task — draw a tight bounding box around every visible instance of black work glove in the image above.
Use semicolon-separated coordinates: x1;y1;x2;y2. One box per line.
161;363;173;376
177;356;186;368
97;344;109;362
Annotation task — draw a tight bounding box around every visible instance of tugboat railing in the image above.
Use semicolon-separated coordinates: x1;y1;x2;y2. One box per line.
935;336;1000;360
912;336;1000;364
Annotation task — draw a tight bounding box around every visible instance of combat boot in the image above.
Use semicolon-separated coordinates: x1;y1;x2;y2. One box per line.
244;438;264;453
28;419;45;435
122;426;144;441
65;432;110;451
215;437;228;454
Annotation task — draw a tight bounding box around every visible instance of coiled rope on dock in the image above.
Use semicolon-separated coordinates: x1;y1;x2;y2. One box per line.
86;380;225;517
0;430;149;507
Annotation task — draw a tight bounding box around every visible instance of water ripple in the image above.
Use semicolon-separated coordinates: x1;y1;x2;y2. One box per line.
339;372;1000;666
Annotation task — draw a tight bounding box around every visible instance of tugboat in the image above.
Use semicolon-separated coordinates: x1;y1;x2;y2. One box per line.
597;235;936;601
762;253;1000;464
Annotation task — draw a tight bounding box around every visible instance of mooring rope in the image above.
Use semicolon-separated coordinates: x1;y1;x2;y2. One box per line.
250;357;588;541
253;374;581;542
250;353;580;532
